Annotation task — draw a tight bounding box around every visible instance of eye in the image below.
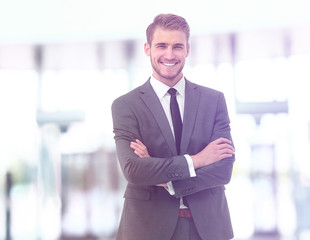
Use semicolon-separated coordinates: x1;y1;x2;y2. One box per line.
157;44;166;49
174;44;184;49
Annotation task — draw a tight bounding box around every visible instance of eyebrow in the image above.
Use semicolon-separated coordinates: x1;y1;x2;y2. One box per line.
174;43;185;47
155;42;168;47
154;43;185;47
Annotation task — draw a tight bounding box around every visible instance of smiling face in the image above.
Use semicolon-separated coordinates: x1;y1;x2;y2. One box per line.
144;27;190;87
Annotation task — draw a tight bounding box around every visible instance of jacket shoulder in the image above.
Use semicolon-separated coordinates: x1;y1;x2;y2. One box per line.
186;79;223;97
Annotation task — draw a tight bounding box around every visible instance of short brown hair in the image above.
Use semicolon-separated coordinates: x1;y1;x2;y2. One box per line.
146;14;190;45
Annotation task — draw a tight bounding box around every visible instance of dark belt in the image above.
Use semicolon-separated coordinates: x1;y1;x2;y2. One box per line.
179;209;192;218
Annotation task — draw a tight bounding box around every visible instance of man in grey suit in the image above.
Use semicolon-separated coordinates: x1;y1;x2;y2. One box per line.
112;13;235;240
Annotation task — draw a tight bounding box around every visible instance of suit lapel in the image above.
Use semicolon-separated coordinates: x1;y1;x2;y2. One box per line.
139;80;177;155
181;80;200;154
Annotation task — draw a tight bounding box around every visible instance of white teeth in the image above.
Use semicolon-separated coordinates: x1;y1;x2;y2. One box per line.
163;63;175;66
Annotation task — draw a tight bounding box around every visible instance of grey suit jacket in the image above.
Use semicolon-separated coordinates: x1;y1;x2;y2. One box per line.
112;78;235;240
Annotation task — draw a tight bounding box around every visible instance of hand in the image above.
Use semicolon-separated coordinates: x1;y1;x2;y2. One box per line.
130;139;150;158
191;137;235;169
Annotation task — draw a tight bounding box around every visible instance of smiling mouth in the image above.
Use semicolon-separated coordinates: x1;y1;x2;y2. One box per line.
162;62;178;67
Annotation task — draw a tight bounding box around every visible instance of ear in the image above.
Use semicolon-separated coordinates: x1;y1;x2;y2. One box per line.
186;43;190;57
144;42;151;56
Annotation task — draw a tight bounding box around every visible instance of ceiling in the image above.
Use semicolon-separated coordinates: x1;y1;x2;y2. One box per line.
0;0;309;44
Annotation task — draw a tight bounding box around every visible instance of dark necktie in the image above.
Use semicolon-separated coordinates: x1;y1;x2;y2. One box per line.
168;88;183;154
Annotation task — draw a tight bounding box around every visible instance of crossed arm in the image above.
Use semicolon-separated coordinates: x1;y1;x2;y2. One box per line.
130;137;235;188
131;137;234;168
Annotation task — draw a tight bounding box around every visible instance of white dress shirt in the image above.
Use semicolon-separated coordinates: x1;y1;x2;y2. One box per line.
150;75;196;208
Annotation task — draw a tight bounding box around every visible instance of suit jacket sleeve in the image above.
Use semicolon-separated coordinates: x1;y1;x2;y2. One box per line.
172;92;235;198
111;93;191;187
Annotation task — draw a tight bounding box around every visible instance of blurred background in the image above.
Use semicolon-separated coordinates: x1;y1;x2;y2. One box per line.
1;0;310;239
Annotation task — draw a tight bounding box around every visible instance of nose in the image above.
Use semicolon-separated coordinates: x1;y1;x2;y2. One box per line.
164;47;174;59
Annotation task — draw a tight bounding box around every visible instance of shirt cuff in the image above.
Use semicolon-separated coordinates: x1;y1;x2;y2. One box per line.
166;155;196;196
184;154;196;177
166;181;175;195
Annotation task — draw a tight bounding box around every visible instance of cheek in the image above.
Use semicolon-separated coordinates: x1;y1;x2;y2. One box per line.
181;52;189;60
151;53;161;62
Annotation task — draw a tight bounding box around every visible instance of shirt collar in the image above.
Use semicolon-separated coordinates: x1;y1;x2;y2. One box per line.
150;76;186;100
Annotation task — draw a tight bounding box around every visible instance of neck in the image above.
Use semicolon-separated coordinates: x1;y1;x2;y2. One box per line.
152;74;183;88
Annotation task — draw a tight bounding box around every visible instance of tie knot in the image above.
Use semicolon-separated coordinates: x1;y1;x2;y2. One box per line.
168;88;177;96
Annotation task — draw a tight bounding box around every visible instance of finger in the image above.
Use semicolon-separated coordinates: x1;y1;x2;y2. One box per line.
218;143;235;151
220;153;234;159
131;146;144;158
220;144;235;153
130;141;139;149
135;139;148;150
131;142;145;152
134;150;143;158
130;142;139;150
134;146;147;157
132;139;150;157
220;148;235;156
134;139;147;149
215;137;232;145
